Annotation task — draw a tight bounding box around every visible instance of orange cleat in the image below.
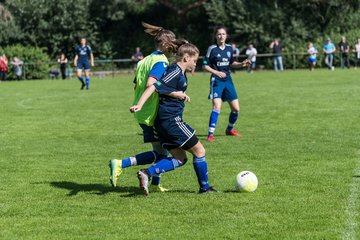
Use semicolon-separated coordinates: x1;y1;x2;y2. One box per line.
225;129;242;137
207;134;215;142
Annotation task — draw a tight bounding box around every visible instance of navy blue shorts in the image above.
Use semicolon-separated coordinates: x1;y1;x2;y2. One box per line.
155;116;198;150
139;124;159;143
77;61;90;71
208;77;238;102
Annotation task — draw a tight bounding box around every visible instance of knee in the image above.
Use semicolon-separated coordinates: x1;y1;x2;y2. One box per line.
213;105;221;112
195;146;206;158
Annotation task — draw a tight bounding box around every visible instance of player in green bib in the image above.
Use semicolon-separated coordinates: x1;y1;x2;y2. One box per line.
109;22;186;192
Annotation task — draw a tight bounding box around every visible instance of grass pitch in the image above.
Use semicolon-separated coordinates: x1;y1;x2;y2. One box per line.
1;69;359;239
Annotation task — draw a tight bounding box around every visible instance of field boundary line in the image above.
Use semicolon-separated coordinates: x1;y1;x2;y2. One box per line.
342;150;360;240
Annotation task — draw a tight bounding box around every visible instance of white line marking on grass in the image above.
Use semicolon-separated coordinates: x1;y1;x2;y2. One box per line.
342;150;360;240
16;97;33;109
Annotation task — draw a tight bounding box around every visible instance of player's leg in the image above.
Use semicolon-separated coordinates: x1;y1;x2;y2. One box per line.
77;63;85;90
84;62;91;90
137;148;187;196
137;118;194;195
207;79;224;142
223;79;241;137
109;125;167;188
186;139;217;193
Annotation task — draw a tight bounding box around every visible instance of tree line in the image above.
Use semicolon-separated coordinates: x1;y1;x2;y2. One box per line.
0;0;359;60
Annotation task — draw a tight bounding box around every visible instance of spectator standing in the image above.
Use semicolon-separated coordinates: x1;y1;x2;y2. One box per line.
0;53;8;81
354;38;360;69
231;43;240;61
323;37;336;70
131;47;144;72
231;43;240;73
269;39;284;71
57;53;68;80
10;56;23;80
338;36;350;69
245;42;257;73
307;42;318;71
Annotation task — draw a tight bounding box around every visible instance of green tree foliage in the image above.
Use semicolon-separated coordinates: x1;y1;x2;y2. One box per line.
0;0;359;66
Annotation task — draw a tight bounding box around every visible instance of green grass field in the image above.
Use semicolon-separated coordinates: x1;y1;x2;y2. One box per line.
1;69;360;239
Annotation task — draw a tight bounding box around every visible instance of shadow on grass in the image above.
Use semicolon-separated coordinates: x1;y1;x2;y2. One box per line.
353;175;360;178
48;181;197;197
49;181;143;197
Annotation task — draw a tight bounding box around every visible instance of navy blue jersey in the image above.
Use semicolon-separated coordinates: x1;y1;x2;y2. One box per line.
76;45;92;62
154;64;187;120
203;44;234;80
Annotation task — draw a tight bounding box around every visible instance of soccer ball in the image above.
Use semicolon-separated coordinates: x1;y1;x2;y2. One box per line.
236;171;258;192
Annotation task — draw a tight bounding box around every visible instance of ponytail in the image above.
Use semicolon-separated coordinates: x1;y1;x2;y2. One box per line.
142;22;182;53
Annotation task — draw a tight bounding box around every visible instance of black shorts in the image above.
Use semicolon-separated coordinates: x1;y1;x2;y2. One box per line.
139;124;159;143
155;116;199;150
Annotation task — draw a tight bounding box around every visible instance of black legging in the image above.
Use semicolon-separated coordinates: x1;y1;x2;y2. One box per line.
0;70;7;81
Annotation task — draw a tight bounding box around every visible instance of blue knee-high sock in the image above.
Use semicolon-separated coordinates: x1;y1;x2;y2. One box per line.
121;151;159;168
78;76;84;84
193;156;209;190
147;158;185;176
208;109;220;135
227;111;239;131
85;77;90;89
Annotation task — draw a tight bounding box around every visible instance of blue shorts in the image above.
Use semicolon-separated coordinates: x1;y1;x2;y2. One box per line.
209;77;238;102
155;116;197;150
139;124;159;143
77;61;90;71
308;58;317;64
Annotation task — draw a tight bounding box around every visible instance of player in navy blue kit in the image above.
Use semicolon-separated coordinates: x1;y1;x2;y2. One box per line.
74;37;94;90
203;26;250;142
130;43;217;195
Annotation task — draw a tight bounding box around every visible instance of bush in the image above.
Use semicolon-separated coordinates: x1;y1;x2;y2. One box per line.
0;45;50;80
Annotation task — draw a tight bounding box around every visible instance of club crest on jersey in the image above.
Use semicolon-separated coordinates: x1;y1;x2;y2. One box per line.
217;54;221;57
227;51;231;58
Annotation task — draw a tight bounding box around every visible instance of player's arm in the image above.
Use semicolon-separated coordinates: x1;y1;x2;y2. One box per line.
146;76;189;101
130;85;156;112
231;59;251;68
146;62;168;88
203;65;226;78
90;53;94;67
73;55;78;67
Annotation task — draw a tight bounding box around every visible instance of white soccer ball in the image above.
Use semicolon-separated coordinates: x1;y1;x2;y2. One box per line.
236;171;258;192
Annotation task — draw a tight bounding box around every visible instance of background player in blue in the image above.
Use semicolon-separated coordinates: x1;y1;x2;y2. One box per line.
130;43;217;195
203;26;250;142
74;37;94;90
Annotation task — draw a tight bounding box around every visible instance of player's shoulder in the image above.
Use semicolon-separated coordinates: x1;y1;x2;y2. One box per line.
161;64;181;83
86;45;92;51
206;44;217;57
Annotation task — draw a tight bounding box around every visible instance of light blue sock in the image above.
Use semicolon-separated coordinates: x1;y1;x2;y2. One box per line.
193;156;209;190
208;109;220;135
147;158;185;176
226;111;239;131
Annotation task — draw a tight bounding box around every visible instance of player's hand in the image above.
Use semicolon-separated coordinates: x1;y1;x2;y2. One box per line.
130;105;141;113
184;94;190;102
172;91;190;101
216;71;226;78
